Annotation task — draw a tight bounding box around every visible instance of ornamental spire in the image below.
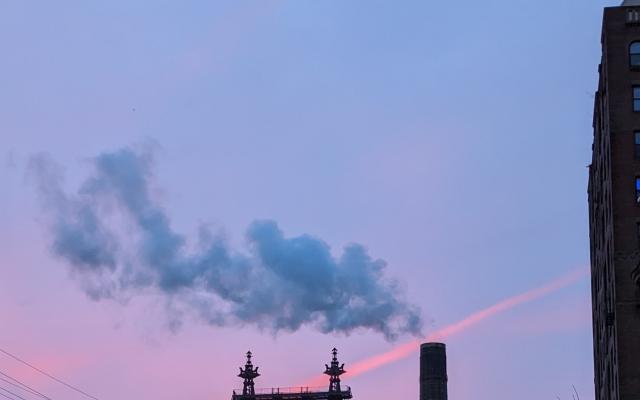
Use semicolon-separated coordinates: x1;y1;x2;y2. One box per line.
323;348;346;394
238;351;260;396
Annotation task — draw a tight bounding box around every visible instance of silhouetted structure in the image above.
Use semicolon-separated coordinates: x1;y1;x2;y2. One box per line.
231;349;353;400
589;2;640;399
420;343;447;400
324;348;346;400
239;351;260;397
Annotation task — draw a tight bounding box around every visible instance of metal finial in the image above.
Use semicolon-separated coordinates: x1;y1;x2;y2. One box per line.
324;348;346;393
239;351;260;396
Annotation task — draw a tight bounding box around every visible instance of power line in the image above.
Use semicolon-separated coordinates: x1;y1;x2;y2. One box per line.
0;348;98;400
0;391;16;400
0;372;50;400
0;386;26;400
0;372;51;400
0;378;41;399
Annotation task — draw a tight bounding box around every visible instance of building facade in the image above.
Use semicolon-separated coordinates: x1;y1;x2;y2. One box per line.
589;2;640;399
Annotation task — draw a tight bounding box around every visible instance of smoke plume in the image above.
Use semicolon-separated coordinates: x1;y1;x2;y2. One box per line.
29;147;422;340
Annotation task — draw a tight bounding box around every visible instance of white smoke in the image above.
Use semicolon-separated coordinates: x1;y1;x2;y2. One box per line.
29;146;423;340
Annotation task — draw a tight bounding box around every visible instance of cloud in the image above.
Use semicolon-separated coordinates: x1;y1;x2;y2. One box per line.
29;146;422;340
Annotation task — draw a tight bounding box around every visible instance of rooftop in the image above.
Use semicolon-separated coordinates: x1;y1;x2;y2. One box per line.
232;386;352;400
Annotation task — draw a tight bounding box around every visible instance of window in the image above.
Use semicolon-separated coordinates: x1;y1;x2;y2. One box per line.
634;86;640;111
635;132;640;159
636;177;640;203
631;42;640;66
606;312;615;327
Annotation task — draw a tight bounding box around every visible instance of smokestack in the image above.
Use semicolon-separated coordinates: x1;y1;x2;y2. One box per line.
420;342;447;400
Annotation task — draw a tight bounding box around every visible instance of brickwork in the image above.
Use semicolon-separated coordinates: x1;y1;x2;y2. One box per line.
589;5;640;400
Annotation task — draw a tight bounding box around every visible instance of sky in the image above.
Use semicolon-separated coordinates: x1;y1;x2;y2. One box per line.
0;1;620;399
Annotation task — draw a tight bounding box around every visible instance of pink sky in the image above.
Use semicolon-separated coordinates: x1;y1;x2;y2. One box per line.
301;268;589;387
0;1;603;399
0;219;592;399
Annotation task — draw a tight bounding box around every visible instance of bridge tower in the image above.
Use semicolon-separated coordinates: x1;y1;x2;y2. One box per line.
238;351;260;397
324;348;347;400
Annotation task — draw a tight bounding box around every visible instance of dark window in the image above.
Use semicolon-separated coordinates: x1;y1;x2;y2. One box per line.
606;312;615;326
635;132;640;159
636;177;640;203
634;86;640;111
631;42;640;66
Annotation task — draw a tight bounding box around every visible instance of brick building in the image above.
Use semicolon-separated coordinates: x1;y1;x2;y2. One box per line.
588;1;640;399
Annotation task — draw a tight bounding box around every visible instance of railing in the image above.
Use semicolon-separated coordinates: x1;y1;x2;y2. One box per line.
232;386;351;395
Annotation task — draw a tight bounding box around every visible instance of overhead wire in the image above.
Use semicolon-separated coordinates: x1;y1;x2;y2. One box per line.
0;391;16;400
0;348;97;400
0;373;51;400
0;386;26;400
0;372;50;400
0;378;39;399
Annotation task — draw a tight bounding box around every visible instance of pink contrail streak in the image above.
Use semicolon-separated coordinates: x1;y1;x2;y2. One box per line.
301;268;589;386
